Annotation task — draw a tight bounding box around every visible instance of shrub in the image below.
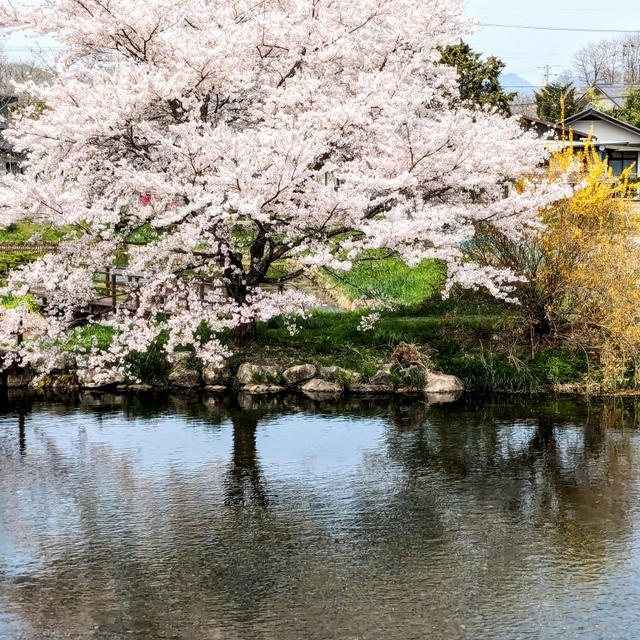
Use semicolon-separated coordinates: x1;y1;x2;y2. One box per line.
126;332;170;384
466;139;640;387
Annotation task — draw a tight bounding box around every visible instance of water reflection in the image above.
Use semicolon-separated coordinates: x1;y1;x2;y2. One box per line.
387;399;638;578
225;411;268;508
0;392;640;639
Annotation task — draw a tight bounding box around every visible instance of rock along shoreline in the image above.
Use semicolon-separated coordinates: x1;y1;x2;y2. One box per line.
0;360;465;404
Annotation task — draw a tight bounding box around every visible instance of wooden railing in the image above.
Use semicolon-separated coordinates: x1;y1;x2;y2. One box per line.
0;242;58;275
86;267;228;313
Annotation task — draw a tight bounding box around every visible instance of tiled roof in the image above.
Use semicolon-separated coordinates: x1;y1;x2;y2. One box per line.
589;83;640;107
520;114;591;140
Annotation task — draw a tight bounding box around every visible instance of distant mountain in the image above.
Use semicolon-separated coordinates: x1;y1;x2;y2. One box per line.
500;73;534;93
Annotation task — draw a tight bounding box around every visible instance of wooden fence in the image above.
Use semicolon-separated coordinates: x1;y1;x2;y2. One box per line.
81;267;227;313
0;242;58;275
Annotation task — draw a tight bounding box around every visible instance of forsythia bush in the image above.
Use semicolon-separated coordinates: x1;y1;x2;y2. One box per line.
468;141;640;388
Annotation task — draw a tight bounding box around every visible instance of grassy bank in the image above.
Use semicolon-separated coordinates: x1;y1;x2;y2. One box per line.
0;243;610;393
323;257;446;305
67;291;589;393
221;290;589;393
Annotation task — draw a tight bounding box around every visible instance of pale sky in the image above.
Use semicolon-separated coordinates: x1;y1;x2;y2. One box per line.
2;0;639;88
466;0;640;86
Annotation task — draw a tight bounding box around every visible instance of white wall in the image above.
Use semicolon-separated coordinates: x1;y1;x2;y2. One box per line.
571;118;640;143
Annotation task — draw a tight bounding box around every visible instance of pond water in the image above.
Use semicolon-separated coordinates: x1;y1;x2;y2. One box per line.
1;391;640;639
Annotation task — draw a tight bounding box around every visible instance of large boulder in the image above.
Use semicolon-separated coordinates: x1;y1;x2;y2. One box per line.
77;368;126;389
423;372;463;403
424;371;464;394
283;364;316;385
204;384;227;394
301;378;342;399
241;384;285;395
369;365;393;387
168;365;202;388
348;365;394;394
349;365;395;394
30;350;77;374
317;366;361;386
203;362;227;386
171;351;193;364
236;363;280;385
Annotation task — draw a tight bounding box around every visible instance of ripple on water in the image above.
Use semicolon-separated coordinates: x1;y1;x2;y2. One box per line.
1;395;640;639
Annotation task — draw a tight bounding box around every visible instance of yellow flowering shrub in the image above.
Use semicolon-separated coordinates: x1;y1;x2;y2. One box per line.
468;140;640;388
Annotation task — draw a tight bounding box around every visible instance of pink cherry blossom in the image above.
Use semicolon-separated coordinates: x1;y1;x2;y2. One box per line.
0;0;571;382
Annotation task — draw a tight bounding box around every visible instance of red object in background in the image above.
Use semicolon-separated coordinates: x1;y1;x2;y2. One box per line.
140;192;153;206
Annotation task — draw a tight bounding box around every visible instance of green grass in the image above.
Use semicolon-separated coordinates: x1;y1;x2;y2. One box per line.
64;324;170;384
0;291;41;312
0;222;69;272
65;324;116;352
227;292;508;382
125;333;171;383
326;255;446;304
222;289;590;392
0;221;67;244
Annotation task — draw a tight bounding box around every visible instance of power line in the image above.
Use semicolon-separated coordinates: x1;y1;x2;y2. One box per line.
2;46;64;52
479;23;640;34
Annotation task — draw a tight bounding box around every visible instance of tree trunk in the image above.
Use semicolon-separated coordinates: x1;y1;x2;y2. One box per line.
233;319;257;343
224;253;258;343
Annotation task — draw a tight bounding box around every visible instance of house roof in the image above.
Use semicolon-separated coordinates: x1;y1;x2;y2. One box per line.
562;105;640;138
520;114;591;140
588;83;640;108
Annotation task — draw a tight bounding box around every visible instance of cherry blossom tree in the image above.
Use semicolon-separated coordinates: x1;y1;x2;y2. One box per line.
0;0;568;383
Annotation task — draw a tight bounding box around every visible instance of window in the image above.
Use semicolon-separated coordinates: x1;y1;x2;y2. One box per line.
606;150;638;176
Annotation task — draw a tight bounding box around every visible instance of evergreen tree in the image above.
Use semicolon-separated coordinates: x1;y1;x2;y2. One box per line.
440;41;515;115
535;82;579;122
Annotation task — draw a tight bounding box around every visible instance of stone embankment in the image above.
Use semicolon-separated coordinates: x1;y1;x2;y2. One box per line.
0;356;464;402
167;359;463;401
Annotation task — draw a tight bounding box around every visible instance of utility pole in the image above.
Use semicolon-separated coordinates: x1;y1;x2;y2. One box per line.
538;65;551;87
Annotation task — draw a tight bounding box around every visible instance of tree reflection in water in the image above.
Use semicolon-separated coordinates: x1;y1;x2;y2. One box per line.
385;396;639;576
225;409;268;508
0;391;639;639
